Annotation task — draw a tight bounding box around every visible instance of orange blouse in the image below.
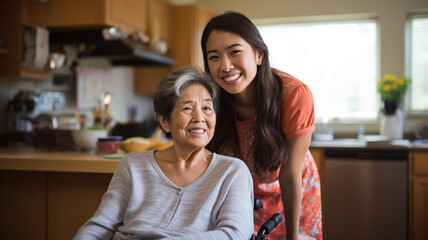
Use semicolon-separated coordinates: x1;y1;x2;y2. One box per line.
276;69;315;140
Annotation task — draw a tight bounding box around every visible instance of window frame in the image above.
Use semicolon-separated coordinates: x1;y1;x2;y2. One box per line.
405;13;428;117
254;15;380;124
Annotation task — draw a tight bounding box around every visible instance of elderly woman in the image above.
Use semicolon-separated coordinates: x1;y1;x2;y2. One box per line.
73;66;254;240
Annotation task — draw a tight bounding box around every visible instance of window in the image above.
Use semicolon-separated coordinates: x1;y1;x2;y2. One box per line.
407;15;428;113
257;20;378;121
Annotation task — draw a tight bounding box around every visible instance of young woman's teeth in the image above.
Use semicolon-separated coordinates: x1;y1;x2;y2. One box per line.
224;74;240;82
189;129;204;133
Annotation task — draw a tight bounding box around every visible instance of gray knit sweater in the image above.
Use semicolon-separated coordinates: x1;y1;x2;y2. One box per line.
73;150;254;240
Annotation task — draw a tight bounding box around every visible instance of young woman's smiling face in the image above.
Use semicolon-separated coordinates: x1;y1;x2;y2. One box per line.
205;30;263;95
159;84;216;151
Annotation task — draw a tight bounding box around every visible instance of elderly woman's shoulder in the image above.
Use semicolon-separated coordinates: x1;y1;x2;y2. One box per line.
213;153;250;172
119;150;155;165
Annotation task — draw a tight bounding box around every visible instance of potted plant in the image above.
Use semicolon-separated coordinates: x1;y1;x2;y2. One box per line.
377;74;410;139
377;74;409;115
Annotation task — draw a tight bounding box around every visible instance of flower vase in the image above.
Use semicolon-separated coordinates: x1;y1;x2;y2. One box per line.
380;107;403;139
382;98;399;115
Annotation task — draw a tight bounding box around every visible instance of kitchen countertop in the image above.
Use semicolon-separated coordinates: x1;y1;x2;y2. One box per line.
0;147;120;173
1;140;427;174
311;138;428;151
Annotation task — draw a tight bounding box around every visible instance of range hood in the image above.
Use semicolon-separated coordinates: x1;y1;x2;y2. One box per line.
49;28;176;66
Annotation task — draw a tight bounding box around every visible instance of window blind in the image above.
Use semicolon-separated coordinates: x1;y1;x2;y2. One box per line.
409;16;428;113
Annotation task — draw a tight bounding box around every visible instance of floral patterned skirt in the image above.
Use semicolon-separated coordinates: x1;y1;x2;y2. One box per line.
253;151;323;240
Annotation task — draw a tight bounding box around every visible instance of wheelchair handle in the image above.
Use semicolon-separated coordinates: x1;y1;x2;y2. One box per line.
255;213;283;240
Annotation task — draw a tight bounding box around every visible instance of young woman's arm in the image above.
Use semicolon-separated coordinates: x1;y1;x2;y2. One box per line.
279;134;312;240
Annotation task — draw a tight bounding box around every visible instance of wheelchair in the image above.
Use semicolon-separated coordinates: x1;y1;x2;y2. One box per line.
252;198;283;240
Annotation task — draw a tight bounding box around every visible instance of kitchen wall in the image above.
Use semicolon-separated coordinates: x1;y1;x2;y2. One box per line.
1;0;427;139
0;65;155;136
194;0;428;136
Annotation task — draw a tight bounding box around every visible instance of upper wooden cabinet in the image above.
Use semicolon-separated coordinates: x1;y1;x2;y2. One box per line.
0;0;173;80
108;0;148;33
134;3;214;94
0;0;51;79
148;0;173;49
133;0;175;94
173;4;214;71
24;0;149;34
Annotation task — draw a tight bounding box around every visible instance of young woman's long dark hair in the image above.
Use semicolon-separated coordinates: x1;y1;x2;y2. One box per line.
201;11;287;177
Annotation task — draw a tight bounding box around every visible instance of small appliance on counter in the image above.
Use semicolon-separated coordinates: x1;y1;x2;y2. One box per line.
5;90;39;146
5;90;75;149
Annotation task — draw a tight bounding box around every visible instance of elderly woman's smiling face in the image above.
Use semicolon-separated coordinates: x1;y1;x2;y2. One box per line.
159;84;216;150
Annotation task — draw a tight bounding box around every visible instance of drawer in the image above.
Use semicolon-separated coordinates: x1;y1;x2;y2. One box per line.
412;152;428;175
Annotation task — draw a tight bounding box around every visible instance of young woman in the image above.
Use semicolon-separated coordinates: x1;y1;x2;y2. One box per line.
202;12;322;240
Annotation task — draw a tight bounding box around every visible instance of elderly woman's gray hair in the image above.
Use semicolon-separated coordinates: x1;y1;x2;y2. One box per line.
153;66;220;121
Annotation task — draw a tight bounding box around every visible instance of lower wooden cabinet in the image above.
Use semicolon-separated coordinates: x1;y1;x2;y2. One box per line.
409;151;428;240
0;170;112;240
3;150;426;240
47;172;112;240
309;147;324;179
310;148;428;240
0;171;47;240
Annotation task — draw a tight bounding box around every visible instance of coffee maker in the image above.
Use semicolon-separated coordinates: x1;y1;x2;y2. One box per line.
6;90;39;146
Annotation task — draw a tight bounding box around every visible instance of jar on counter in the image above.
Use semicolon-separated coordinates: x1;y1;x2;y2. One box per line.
97;136;122;154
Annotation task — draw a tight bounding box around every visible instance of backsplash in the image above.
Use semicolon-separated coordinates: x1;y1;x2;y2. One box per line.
0;66;156;137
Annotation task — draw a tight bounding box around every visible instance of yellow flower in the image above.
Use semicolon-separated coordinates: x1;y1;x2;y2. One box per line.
383;85;391;92
377;74;409;101
384;74;397;81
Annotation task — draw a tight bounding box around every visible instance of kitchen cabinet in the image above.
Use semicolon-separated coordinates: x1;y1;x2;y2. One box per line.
409;151;428;240
148;0;173;49
172;4;214;71
308;147;428;240
134;0;175;94
134;3;214;94
24;0;148;34
0;171;47;240
0;0;174;80
134;66;173;94
0;0;51;79
0;150;118;240
0;170;112;240
25;0;173;41
310;147;324;180
47;172;112;239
